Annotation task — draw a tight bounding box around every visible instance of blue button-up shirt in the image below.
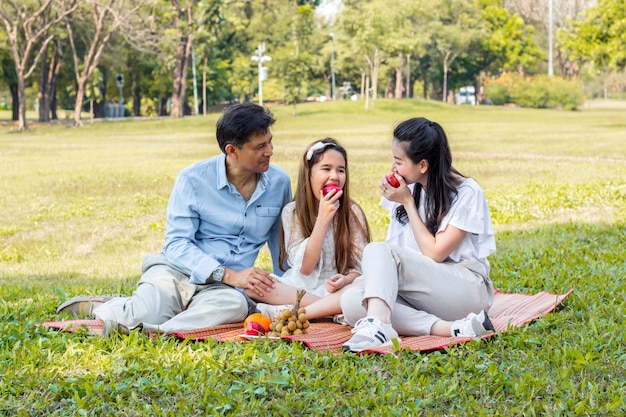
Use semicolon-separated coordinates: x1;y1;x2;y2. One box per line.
162;153;292;285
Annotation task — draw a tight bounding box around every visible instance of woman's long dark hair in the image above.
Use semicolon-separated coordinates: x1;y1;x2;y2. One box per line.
279;138;370;273
393;118;464;234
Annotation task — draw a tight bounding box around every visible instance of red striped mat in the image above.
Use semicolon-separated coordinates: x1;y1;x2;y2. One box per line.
42;289;572;354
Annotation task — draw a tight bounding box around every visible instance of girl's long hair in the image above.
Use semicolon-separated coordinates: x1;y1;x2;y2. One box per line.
393;118;464;234
279;138;370;273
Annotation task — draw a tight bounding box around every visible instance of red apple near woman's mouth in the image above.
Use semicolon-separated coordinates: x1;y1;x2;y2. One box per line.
322;184;342;196
386;174;400;188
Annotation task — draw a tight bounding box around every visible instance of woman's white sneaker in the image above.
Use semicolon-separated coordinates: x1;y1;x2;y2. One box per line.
342;317;400;352
450;310;495;337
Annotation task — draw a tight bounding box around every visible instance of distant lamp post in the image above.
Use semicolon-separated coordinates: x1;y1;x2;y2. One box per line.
548;0;553;76
115;73;124;104
251;42;272;106
329;33;336;101
115;73;124;118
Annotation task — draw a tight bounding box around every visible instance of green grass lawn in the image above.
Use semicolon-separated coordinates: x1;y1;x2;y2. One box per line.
1;99;624;415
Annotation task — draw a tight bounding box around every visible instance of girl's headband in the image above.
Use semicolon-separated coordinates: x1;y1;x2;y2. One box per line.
306;141;334;161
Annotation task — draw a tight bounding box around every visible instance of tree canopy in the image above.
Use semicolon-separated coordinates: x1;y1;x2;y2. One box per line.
0;0;622;128
559;0;626;71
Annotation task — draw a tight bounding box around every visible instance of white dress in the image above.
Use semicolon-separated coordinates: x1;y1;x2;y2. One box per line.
276;201;368;297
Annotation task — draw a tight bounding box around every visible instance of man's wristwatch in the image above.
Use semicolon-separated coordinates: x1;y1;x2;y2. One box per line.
211;265;225;283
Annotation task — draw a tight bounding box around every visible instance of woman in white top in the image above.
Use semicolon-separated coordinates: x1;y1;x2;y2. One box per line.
341;117;496;352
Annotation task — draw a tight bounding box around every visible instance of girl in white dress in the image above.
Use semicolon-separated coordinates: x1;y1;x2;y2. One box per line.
257;138;371;320
341;117;496;352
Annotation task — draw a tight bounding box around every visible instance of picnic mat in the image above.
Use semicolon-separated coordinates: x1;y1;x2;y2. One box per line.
42;289;573;354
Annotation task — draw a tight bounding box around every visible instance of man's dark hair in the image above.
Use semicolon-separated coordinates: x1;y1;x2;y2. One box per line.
215;102;275;153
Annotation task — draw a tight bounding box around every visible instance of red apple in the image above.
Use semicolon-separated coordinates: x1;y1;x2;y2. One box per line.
386;173;400;188
244;321;266;336
322;184;342;196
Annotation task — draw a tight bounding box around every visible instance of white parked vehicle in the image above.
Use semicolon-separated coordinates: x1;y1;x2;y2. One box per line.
455;85;476;105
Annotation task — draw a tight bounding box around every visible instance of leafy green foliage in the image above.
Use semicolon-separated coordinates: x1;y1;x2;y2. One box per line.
0;101;624;415
484;72;583;109
478;0;543;74
559;0;626;70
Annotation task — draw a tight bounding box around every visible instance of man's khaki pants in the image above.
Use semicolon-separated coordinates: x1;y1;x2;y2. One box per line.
94;253;251;333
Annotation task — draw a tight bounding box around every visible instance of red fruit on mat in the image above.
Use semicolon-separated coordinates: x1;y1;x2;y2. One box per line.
386;174;400;188
244;313;271;332
244;321;266;336
322;184;342;196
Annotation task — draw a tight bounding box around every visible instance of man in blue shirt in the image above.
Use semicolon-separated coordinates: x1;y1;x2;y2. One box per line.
57;103;293;333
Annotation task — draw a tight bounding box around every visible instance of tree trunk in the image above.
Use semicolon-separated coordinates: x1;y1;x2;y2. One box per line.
395;52;404;99
371;58;379;107
160;96;168;116
73;80;86;127
94;71;107;119
360;71;365;98
10;83;18;121
442;51;450;102
39;53;50;122
405;54;411;98
38;39;64;122
47;71;59;120
171;36;192;118
365;74;369;111
51;87;58;120
17;75;27;130
171;2;194;118
132;70;140;116
367;48;384;108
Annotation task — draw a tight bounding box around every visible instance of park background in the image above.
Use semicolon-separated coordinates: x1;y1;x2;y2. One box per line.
0;0;625;129
1;0;625;415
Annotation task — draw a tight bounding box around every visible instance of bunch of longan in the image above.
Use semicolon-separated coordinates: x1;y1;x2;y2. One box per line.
267;289;310;337
268;307;310;337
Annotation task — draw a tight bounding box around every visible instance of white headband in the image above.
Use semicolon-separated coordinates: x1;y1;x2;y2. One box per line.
306;141;333;161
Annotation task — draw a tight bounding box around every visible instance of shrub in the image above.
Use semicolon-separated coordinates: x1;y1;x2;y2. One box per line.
546;76;583;110
483;81;510;105
485;73;582;110
512;76;551;108
140;97;157;117
484;72;524;105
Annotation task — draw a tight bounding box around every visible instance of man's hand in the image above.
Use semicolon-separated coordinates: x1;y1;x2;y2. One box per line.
225;267;275;298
